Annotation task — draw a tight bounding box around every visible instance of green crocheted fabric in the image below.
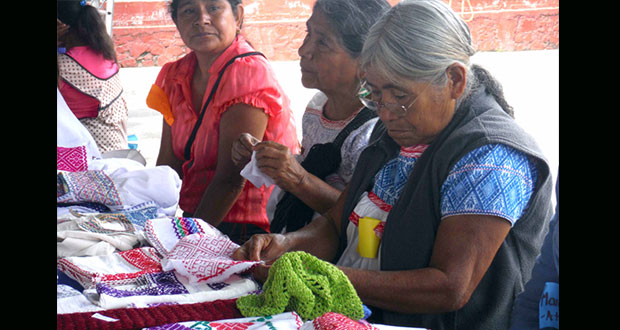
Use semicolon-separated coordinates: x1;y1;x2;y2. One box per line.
236;251;364;321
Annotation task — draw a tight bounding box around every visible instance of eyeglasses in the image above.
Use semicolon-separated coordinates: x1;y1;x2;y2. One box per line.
357;77;438;117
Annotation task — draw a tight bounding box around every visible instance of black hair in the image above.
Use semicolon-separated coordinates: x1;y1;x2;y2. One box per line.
313;0;391;58
168;0;243;24
57;0;117;62
470;64;514;117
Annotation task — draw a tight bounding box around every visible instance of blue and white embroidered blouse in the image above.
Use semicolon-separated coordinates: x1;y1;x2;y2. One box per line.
440;143;538;225
336;143;538;270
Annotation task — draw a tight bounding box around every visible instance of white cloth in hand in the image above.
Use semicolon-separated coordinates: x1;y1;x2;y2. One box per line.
240;151;274;188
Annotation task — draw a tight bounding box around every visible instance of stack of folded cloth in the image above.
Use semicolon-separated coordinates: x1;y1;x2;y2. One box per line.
57;217;261;312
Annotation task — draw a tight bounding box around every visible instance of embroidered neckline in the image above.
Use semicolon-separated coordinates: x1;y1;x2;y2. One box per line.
306;93;365;129
400;144;429;158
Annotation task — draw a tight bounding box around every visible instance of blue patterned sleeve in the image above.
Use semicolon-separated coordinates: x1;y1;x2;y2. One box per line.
440;144;538;226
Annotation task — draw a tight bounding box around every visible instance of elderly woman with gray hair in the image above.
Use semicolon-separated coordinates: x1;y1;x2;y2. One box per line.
232;0;390;233
233;0;554;329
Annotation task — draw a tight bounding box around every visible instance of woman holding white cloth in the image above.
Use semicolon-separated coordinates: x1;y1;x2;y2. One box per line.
232;0;390;233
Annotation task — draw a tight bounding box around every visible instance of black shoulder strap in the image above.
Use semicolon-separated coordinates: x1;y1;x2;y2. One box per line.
331;107;377;149
184;51;265;160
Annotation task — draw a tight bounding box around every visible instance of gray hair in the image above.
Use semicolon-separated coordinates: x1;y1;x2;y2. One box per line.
314;0;391;58
361;0;514;116
361;0;475;86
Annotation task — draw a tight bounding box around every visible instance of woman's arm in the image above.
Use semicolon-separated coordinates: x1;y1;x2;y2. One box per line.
284;183;348;261
156;119;184;178
192;103;268;227
341;214;511;314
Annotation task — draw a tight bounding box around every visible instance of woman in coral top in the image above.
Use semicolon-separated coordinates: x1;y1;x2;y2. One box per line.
147;0;299;244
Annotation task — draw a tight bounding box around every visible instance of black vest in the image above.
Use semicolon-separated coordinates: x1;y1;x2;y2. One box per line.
338;87;554;330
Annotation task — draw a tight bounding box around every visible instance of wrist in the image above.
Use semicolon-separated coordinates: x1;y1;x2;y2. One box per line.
296;170;308;189
280;232;301;254
284;169;308;195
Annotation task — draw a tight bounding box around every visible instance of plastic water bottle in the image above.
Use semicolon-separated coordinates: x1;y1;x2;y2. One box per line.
128;134;139;150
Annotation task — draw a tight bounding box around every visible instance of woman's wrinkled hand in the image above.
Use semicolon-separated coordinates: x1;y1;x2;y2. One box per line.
231;233;290;283
253;141;307;193
231;133;260;168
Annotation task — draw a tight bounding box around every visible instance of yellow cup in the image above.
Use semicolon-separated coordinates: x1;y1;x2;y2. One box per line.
357;216;382;258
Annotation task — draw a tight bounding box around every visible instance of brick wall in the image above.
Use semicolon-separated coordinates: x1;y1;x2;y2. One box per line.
112;0;559;67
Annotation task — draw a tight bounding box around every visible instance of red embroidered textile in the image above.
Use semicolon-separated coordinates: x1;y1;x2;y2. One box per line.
57;146;88;172
310;312;378;330
57;298;242;330
57;247;163;289
163;233;261;284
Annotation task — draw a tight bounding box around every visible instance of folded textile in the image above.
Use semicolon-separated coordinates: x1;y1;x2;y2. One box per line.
240;151;275;188
84;271;258;310
236;251;364;321
57;247;163;289
58;202;111;217
57;234;133;258
162;233;262;284
58;146;90;172
108;166;181;216
58;170;123;208
145;217;221;256
57;210;148;258
57;298;242;330
57;202;161;258
57;166;181;216
58;284;104;315
144;311;304;330
114;201;162;230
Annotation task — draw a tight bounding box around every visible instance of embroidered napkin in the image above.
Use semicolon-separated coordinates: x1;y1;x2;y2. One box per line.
240;151;275;188
162;233;262;284
57;247;163;289
145;217;221;256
